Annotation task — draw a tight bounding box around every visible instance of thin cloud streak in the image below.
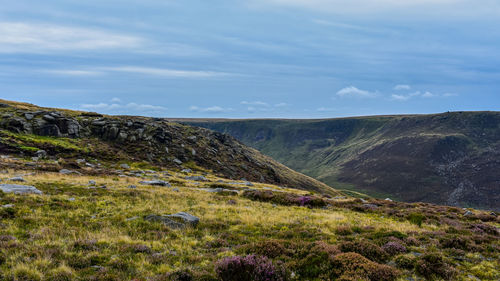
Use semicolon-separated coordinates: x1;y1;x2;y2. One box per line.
0;22;143;53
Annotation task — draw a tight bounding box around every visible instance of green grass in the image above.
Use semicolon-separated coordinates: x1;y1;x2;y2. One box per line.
0;167;498;281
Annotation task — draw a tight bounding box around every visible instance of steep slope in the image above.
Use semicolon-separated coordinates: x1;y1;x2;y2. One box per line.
0;99;336;195
182;112;500;210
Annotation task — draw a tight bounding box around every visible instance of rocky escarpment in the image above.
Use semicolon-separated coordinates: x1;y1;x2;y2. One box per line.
0;100;335;195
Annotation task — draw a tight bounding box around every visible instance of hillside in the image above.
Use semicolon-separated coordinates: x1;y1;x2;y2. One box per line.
182;112;500;211
0;101;498;280
0;99;334;195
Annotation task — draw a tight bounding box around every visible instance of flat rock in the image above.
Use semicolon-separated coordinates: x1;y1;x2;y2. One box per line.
184;175;208;181
120;163;130;169
139;180;171;187
9;177;25;182
166;212;200;227
0;184;43;195
59;169;81;175
144;215;186;229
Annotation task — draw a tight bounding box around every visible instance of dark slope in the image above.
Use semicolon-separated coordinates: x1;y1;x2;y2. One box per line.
182;112;500;210
0;99;336;195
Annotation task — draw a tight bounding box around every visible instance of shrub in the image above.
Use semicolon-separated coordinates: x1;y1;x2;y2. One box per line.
381;242;407;256
339;241;388;263
0;207;16;219
215;255;288;281
335;225;354;236
241;190;327;208
439;235;472;251
415;253;455;280
295;242;340;279
331;252;399;281
407;213;425;227
0;251;6;265
296;242;340;279
242;240;291;259
163;270;193;281
12;265;43;281
45;266;75;281
394;254;415;270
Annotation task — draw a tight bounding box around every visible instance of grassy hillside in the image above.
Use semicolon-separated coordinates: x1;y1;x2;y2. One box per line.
183;112;500;210
0;156;498;280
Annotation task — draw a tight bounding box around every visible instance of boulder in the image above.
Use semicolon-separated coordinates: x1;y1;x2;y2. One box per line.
120;163;131;169
35;150;47;158
139;180;171;187
185;175;208;181
59;169;81;175
167;212;200;227
9;177;25;182
144;215;185;229
0;184;43;195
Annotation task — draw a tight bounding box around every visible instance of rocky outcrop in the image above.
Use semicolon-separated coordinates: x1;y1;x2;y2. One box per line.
0;99;336;195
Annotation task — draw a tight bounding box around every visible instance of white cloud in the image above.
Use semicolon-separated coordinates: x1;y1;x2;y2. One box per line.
391;94;411;101
274;102;289;107
241;101;270;107
336;86;377;98
317;107;336;112
422;91;437;98
255;0;500;17
189;106;234;113
43;70;104;76
0;22;143;53
43;66;229;79
110;97;122;103
101;66;228;78
394;84;411;91
81;102;166;113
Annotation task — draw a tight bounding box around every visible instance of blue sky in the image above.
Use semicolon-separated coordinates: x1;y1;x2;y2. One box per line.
1;0;499;118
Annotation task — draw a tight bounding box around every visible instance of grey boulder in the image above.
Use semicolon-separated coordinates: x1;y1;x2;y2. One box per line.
139;180;171;187
0;184;43;195
144;212;199;229
184;175;208;181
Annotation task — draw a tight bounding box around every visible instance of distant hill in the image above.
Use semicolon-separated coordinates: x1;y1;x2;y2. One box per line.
182;112;500;210
0;99;336;195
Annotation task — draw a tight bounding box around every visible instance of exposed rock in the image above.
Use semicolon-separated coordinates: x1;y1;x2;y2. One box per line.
88;180;96;186
139;180;171;187
9;177;25;182
35;150;47;158
385;198;393;202
363;203;379;210
128;185;137;189
166;212;200;227
144;215;186;229
184;175;208;181
464;211;474;217
120;163;130;169
0;184;43;195
181;169;192;173
173;158;183;165
59;169;81;175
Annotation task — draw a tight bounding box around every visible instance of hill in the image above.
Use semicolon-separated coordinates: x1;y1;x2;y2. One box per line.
0;99;335;195
0;101;498;280
182;112;500;211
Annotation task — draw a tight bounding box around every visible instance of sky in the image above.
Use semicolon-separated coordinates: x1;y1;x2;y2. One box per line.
1;0;499;118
